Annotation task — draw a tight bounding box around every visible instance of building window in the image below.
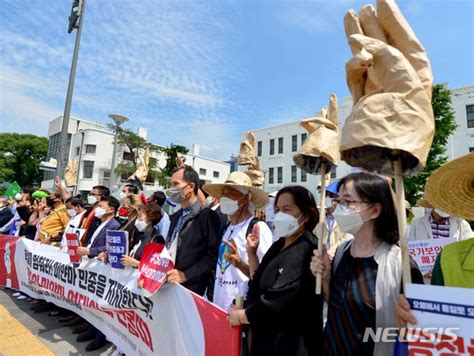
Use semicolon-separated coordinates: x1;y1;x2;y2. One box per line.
269;167;274;184
292;135;297;152
257;141;262;156
199;168;207;176
301;133;307;146
83;161;94;179
213;171;219;178
122;151;134;161
269;139;275;155
330;165;337;179
277;167;283;183
75;146;80;155
291;165;297;182
85;144;96;154
467;104;474;128
301;168;307;182
470;147;474;152
278;137;284;154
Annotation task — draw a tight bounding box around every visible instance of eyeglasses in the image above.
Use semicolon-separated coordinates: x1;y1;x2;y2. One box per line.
336;199;370;210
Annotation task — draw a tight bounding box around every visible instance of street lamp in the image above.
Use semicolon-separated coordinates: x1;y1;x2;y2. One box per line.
56;0;86;177
108;114;129;192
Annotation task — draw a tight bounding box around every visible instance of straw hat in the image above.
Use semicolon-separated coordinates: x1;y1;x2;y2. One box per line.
416;197;433;209
202;171;269;209
425;153;474;220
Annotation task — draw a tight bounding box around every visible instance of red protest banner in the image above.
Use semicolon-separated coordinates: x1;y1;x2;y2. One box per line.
138;243;173;296
65;233;81;263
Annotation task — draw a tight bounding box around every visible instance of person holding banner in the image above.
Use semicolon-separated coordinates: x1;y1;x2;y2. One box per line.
202;171;272;311
36;192;70;247
229;185;323;356
310;173;423;356
165;165;221;296
59;198;87;252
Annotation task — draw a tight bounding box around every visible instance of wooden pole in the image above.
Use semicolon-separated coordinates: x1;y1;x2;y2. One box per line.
394;158;412;287
316;163;327;294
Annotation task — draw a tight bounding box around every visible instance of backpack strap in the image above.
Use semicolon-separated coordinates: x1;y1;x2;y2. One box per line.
332;238;353;275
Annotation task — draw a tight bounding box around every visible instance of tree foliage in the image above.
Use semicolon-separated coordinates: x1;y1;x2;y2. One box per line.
0;133;48;186
405;84;458;205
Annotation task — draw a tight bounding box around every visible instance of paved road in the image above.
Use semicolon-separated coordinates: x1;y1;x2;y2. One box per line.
0;287;115;356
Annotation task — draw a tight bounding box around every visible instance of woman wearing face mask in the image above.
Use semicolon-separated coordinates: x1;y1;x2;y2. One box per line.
310;173;423;356
228;185;323;356
98;206;164;267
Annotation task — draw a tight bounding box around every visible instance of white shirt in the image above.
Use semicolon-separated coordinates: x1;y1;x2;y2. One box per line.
87;219;109;248
60;211;86;251
155;211;170;239
212;218;273;311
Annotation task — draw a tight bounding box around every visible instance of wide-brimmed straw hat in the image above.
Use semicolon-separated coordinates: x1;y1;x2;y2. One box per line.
416;197;433;209
425;153;474;220
202;171;269;209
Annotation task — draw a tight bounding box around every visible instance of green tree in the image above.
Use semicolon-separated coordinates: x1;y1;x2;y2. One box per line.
405;84;458;205
0;133;48;186
155;143;189;187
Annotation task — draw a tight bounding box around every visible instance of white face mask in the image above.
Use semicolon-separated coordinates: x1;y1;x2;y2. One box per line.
134;219;148;232
434;208;450;218
67;209;77;218
333;204;364;234
119;192;127;200
15;193;23;201
88;195;98;205
220;197;240;216
206;196;213;207
94;207;107;218
273;212;301;238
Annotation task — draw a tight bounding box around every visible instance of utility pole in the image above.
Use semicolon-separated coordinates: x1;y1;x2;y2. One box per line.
56;0;86;177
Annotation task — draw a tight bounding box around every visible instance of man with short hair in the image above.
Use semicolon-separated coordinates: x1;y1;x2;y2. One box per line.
77;196;120;258
75;195;120;352
165;165;221;296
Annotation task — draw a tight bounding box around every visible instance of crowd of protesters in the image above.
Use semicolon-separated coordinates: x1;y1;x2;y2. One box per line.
1;158;472;356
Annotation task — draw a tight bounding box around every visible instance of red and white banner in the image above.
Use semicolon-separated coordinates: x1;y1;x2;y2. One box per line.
0;235;241;356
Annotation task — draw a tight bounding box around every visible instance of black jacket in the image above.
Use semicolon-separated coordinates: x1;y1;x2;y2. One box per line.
246;231;324;356
131;229;165;261
0;208;13;228
168;200;221;296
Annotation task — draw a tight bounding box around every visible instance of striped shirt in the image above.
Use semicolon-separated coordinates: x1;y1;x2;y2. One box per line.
323;248;378;356
430;215;450;239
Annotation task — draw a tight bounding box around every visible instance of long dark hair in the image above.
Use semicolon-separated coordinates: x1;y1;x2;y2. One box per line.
337;173;399;244
274;185;319;232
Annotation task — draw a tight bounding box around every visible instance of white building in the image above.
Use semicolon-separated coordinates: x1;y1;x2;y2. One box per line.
448;85;474;158
183;144;230;185
42;117;230;196
246;96;353;196
245;84;473;197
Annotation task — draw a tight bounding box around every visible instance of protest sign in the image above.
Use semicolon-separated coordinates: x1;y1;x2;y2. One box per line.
408;238;456;275
0;235;241;356
138;243;173;297
106;230;128;269
65;233;81;263
405;283;474;355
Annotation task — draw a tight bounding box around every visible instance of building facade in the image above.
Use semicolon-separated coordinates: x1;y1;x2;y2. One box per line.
448;85;474;158
244;85;473;197
42;118;230;195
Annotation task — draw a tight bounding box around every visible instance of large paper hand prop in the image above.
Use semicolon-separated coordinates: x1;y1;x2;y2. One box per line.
340;0;434;176
294;94;339;175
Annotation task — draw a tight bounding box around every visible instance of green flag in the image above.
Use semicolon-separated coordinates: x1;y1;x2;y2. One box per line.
4;181;21;198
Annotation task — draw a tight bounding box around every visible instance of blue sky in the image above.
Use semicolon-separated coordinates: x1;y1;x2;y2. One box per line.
1;0;473;161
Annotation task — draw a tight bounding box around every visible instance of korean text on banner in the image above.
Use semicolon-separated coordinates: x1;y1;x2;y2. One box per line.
405;283;474;355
